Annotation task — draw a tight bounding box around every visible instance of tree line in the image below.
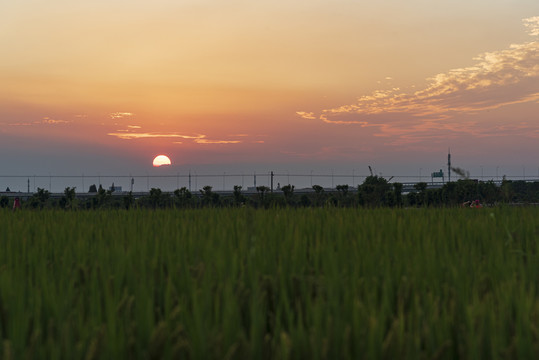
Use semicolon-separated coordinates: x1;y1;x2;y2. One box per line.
1;177;537;210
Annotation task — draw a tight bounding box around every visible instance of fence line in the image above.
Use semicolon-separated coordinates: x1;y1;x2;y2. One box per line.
0;173;537;193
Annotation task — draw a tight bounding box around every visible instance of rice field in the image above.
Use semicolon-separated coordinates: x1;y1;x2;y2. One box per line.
0;207;538;359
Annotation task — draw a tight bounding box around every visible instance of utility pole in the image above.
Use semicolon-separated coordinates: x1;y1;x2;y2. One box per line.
270;171;274;192
447;148;451;183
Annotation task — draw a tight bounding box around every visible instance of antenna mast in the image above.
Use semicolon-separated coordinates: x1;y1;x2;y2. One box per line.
447;148;451;183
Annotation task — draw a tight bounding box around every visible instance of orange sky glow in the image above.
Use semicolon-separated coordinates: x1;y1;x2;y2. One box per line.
1;1;538;187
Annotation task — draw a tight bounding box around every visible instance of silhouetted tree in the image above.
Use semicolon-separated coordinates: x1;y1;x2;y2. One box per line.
96;186;112;208
149;188;163;208
123;192;134;209
455;179;479;203
281;184;295;205
358;175;391;207
200;186;220;206
300;194;311;207
336;184;349;197
393;182;403;207
478;180;499;205
413;182;427;206
255;186;270;207
335;184;351;206
233;185;245;206
440;181;459;206
61;187;76;209
510;181;536;203
174;187;194;208
500;178;514;203
28;188;50;209
312;185;325;207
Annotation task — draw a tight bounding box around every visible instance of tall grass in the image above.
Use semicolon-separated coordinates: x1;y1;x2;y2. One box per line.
0;207;538;359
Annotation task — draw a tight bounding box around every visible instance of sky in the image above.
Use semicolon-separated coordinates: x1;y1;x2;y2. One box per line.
1;0;538;191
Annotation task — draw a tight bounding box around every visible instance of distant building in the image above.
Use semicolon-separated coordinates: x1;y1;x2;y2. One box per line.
109;183;122;192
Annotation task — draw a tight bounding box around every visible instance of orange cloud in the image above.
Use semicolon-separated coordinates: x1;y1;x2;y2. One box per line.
194;139;241;144
41;117;71;124
110;112;134;119
311;17;539;141
524;16;539;36
295;111;317;120
8;117;71;126
107;129;249;145
8;122;32;126
107;132;202;140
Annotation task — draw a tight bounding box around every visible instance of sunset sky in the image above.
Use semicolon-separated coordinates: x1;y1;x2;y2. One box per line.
1;0;538;190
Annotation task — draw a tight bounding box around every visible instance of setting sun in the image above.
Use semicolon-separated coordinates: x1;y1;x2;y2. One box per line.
152;155;171;167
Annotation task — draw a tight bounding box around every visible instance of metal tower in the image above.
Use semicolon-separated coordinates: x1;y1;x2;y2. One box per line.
447;148;451;183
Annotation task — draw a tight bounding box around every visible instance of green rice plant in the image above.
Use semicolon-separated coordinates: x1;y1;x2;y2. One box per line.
0;207;537;359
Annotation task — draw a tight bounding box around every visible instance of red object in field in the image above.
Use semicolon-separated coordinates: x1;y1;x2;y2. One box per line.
13;197;21;210
470;199;482;208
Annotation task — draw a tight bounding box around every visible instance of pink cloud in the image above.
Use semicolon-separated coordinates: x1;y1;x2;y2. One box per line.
308;17;539;142
107;129;256;145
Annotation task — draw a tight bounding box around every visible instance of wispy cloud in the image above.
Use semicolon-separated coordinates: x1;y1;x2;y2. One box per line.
107;132;202;140
194;139;241;144
41;117;71;124
108;129;251;144
8;122;32;126
110;112;134;119
307;16;539;141
8;117;71;126
524;16;539;36
296;111;317;120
